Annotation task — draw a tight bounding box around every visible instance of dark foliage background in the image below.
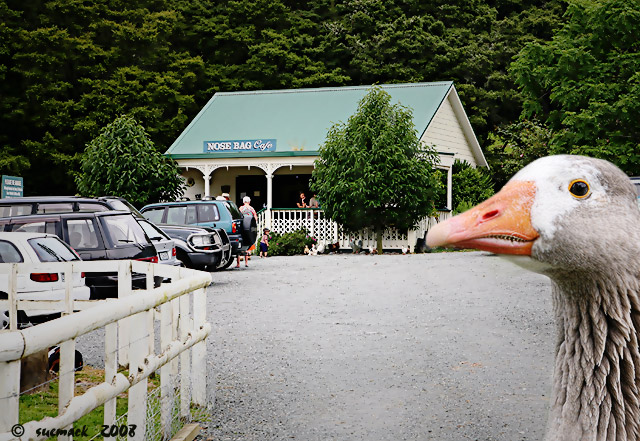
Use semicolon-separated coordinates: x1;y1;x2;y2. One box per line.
1;0;637;197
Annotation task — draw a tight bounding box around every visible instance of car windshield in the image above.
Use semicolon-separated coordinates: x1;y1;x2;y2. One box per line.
28;237;79;262
100;214;149;247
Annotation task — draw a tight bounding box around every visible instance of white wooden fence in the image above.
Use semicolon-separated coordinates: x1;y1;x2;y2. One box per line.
0;261;212;441
258;208;452;251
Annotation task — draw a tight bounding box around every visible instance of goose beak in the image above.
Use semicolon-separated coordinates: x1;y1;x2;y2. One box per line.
426;181;539;255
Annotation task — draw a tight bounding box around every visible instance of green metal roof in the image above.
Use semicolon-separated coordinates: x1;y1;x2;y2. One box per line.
166;81;453;158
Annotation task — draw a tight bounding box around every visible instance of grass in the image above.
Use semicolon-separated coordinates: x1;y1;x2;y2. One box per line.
19;365;159;441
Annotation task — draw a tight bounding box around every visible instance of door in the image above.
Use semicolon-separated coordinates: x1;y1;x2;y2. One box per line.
236;175;267;210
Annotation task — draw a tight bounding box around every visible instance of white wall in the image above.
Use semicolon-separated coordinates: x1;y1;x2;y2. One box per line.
421;95;478;167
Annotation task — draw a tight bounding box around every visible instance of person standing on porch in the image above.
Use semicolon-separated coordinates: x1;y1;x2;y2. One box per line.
297;192;307;208
237;196;257;268
308;194;319;208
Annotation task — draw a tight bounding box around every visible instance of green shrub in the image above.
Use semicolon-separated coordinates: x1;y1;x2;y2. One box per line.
268;229;317;256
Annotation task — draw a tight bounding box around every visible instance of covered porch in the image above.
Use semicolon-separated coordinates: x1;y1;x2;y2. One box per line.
175;152;455;252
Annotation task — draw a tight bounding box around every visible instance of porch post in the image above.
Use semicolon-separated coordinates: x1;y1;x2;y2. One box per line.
203;175;211;198
446;166;453;211
266;173;273;229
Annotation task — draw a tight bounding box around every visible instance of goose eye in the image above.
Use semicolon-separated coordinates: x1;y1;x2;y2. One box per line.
569;180;590;198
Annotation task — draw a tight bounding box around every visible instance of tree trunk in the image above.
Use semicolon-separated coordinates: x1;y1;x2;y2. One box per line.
376;228;383;255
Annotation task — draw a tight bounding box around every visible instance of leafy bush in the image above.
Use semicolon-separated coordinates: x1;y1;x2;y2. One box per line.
452;160;495;214
433;160;494;213
268;229;316;256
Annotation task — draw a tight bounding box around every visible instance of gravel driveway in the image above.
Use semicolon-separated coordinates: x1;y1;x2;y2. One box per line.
203;251;555;441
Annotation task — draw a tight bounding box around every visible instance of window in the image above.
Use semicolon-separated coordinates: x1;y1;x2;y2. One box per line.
28;237;79;262
11;221;57;234
0;240;23;263
139;220;169;241
100;214;148;247
221;201;241;219
143;208;165;224
166;205;198;225
77;203;109;212
37;203;73;214
0;204;33;217
66;219;100;249
197;204;219;222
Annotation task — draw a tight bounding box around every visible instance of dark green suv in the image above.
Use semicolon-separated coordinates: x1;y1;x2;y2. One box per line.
140;200;257;265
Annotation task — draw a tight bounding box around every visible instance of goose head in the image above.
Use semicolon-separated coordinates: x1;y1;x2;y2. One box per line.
427;155;640;278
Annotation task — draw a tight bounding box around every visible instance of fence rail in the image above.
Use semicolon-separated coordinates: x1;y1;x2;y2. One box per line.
0;260;212;441
258;208;452;251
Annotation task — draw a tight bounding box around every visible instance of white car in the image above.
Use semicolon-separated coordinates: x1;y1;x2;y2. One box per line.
137;219;179;266
0;232;90;328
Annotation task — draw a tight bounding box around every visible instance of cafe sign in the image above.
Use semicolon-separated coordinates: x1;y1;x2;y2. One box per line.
2;175;23;198
203;139;276;153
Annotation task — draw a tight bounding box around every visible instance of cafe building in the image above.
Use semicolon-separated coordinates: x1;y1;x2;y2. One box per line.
165;81;487;241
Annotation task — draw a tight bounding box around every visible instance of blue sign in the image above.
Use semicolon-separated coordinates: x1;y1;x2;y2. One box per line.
203;139;277;153
2;175;23;198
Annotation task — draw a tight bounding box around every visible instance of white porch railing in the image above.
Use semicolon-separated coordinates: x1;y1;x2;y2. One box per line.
0;261;212;441
257;208;452;251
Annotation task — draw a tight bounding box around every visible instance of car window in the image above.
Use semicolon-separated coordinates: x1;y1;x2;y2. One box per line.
11;221;57;235
166;205;198;225
222;201;242;219
0;204;32;217
28;237;80;262
77;203;110;213
100;214;149;247
37;203;74;214
66;219;100;249
197;204;220;222
0;240;23;263
143;208;165;224
139;220;169;241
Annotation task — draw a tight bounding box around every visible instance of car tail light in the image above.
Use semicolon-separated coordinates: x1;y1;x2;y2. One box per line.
30;273;59;282
172;247;176;257
81;272;85;278
137;256;159;264
232;222;237;234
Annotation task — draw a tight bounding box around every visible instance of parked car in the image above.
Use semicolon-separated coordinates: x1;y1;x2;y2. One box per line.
0;196;231;270
0;211;158;299
0;232;90;328
137;218;179;266
140;200;257;259
157;224;232;270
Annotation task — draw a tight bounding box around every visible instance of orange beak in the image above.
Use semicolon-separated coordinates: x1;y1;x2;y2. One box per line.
426;181;539;255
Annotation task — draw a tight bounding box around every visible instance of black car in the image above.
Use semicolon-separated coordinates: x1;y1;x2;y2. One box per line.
0;195;231;270
0;211;158;299
158;224;233;270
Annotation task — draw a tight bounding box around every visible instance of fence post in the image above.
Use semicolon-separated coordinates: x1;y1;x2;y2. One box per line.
118;261;132;367
104;322;117;427
58;338;75;441
160;301;174;439
0;360;20;433
191;288;206;406
127;311;148;441
179;294;191;418
8;263;17;330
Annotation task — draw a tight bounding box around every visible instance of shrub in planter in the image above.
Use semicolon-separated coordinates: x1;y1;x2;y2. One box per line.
268;229;316;256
